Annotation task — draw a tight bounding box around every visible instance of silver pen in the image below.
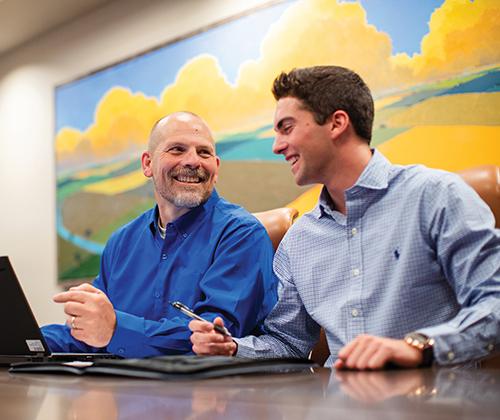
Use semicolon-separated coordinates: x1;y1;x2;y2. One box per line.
170;301;231;336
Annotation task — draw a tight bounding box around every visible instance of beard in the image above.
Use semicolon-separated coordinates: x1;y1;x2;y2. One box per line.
153;166;214;209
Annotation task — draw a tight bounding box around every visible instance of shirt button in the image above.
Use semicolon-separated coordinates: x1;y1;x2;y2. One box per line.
118;348;125;354
487;343;494;352
351;227;358;236
183;233;187;238
161;254;167;260
155;292;161;298
352;268;360;276
351;308;359;317
447;352;455;361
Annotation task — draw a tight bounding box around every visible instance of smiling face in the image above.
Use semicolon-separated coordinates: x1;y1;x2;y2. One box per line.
272;97;334;186
142;113;220;210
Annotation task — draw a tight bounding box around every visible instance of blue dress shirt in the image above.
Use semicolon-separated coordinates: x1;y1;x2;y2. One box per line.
42;190;278;357
236;150;500;366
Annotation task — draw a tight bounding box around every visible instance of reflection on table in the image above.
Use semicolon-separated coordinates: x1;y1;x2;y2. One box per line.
1;366;499;419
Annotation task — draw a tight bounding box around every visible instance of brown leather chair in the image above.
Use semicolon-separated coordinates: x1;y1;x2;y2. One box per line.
253;207;298;251
457;165;500;224
310;165;500;367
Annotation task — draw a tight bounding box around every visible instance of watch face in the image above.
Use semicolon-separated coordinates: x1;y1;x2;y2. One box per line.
405;333;434;367
405;333;433;349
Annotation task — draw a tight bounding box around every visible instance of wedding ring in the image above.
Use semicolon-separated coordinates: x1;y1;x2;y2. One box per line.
71;316;76;329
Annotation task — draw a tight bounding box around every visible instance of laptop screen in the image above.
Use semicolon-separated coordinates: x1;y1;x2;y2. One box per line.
0;256;51;357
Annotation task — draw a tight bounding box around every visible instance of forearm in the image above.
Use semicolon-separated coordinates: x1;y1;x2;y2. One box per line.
107;310;197;358
235;332;310;359
235;295;320;360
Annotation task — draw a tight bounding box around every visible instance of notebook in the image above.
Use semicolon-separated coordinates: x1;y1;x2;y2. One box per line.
0;256;119;366
10;355;316;379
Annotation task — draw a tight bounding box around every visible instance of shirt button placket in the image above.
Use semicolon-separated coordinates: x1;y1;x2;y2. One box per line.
348;223;363;341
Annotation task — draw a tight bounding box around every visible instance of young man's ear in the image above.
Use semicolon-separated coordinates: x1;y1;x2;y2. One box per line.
330;110;349;138
141;151;153;178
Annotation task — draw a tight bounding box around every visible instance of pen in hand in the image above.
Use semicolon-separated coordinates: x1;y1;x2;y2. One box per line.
170;301;232;337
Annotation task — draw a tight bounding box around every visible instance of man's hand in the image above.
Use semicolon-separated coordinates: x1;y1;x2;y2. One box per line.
53;283;116;348
335;335;423;370
189;317;236;356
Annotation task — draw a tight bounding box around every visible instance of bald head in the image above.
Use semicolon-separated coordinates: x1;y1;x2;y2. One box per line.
148;112;214;153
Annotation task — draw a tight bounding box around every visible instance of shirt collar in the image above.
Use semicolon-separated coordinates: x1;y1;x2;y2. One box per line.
148;189;220;237
315;149;392;218
349;149;391;192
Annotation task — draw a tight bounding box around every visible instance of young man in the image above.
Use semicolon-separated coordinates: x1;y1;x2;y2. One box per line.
43;112;278;358
189;66;500;369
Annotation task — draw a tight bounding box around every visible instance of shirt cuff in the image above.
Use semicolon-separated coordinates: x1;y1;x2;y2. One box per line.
233;337;256;358
418;323;497;365
107;310;145;358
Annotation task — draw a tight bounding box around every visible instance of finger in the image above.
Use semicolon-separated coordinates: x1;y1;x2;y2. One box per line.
213;317;225;327
62;301;87;317
344;340;369;369
356;342;380;370
70;283;101;294
338;336;363;361
66;315;86;330
191;331;227;345
193;341;235;356
334;358;346;370
366;347;391;370
189;319;215;333
53;291;90;304
190;330;233;356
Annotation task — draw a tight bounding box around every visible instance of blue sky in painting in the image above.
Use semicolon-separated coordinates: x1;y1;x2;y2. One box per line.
56;0;444;133
357;0;444;55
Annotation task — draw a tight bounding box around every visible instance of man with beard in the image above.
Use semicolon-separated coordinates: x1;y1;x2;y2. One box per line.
42;112;278;358
189;66;500;369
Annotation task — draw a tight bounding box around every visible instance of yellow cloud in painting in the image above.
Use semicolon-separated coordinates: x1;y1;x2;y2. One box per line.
397;0;500;79
56;127;84;155
56;88;162;157
158;54;279;134
237;0;400;97
86;88;160;157
158;55;240;132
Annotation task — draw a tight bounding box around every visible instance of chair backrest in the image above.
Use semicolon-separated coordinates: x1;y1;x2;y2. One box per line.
309;165;500;366
457;165;500;228
253;207;298;251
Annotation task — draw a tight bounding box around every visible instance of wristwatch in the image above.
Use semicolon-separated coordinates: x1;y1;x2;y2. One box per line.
404;332;435;367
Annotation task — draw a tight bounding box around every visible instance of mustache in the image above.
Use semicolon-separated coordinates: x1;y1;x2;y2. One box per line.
168;167;210;182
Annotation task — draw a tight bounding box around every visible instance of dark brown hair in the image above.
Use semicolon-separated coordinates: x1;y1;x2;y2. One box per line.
272;66;374;143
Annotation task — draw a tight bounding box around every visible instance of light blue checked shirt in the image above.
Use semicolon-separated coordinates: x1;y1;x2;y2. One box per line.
236;150;500;366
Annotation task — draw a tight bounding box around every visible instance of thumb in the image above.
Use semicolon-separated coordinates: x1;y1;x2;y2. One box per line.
213;316;225;327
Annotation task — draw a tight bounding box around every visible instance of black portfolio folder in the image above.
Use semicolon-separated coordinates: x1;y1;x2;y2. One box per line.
10;355;315;380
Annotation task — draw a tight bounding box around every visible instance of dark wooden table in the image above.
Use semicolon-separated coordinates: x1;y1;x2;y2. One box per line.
1;366;499;419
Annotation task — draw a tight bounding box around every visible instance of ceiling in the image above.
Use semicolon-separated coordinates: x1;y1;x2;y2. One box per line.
0;0;115;57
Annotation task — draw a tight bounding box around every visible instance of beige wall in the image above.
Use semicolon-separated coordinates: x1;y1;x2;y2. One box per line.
0;0;272;325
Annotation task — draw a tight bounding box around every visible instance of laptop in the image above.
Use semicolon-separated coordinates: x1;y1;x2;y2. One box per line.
0;256;120;366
